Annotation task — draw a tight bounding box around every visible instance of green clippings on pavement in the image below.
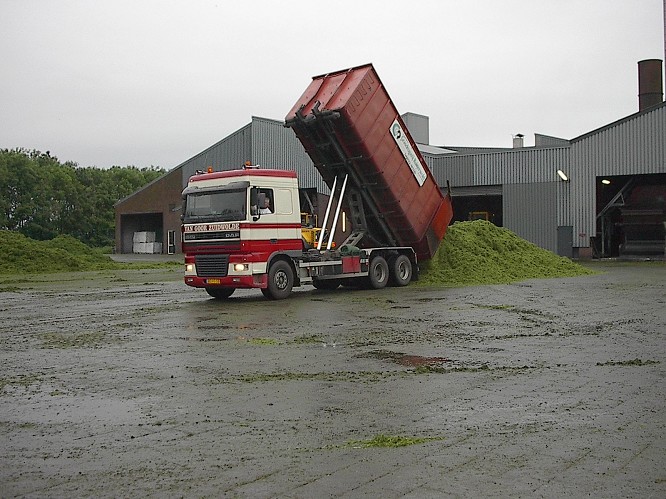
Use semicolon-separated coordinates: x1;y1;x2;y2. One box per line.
596;358;660;367
346;434;444;448
229;370;391;383
291;334;324;344
412;364;536;374
0;374;41;392
419;220;596;286
39;331;108;349
476;304;514;310
247;337;279;345
220;363;536;385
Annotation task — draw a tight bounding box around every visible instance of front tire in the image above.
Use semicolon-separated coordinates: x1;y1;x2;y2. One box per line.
206;287;235;299
262;260;294;300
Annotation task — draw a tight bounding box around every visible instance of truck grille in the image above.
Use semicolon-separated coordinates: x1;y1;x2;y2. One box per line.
183;231;240;241
195;254;229;277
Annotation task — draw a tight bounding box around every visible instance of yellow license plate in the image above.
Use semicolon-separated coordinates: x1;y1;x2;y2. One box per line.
207;279;221;284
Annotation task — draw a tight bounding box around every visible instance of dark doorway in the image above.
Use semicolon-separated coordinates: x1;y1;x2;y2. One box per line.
119;213;164;254
595;173;666;258
451;195;503;226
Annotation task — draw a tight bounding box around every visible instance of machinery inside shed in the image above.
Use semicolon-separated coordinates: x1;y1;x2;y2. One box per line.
595;173;666;258
450;191;503;227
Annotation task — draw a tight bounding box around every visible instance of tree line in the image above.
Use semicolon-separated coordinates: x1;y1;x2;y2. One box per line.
0;149;165;247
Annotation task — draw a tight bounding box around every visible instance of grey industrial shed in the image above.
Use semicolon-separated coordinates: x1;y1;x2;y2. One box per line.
115;105;666;258
427;102;665;258
115;117;330;255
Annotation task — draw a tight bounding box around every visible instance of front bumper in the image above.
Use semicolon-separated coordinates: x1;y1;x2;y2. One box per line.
184;274;267;289
184;259;268;289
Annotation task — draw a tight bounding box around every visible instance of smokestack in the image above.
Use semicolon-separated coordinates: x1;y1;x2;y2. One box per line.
512;133;524;148
638;59;664;110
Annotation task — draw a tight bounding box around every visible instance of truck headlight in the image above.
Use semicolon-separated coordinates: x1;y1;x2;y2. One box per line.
185;264;194;272
234;263;248;272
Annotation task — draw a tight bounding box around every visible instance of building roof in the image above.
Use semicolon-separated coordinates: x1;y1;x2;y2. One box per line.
571;101;666;143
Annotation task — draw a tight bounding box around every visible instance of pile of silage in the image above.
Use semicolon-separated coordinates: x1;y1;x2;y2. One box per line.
0;231;180;274
418;220;595;286
0;231;120;274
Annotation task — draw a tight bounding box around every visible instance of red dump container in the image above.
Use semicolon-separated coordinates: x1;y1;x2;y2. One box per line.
286;63;453;261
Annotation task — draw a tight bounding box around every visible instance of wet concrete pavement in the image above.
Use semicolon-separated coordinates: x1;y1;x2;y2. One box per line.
1;262;665;497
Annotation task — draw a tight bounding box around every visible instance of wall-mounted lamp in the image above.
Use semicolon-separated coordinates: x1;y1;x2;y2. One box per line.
557;169;569;181
601;179;611;185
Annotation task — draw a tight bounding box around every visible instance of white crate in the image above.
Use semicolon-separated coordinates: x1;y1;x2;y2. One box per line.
148;242;163;254
133;231;155;243
132;241;162;254
132;242;148;254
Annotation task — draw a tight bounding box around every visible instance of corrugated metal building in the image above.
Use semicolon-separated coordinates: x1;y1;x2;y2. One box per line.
115;88;665;259
427;101;666;258
174;117;327;193
115;117;329;254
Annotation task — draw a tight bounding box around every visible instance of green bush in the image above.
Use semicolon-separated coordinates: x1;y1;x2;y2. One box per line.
0;148;164;247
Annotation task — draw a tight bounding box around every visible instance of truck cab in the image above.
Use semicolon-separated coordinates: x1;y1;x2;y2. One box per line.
182;167;303;299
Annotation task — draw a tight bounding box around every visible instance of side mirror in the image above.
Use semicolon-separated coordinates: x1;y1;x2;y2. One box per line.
255;193;267;220
250;187;260;220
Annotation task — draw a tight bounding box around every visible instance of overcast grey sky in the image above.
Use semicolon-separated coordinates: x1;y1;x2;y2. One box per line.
1;0;664;169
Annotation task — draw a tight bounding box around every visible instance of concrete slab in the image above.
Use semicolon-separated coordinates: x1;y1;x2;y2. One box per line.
0;262;664;497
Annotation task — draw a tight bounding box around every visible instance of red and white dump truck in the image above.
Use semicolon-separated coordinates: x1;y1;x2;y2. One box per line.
182;64;453;299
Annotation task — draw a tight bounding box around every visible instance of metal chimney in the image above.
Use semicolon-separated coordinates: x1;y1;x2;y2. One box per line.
512;133;524;148
638;59;664;110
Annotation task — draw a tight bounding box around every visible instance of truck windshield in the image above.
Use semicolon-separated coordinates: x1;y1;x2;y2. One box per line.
183;188;247;223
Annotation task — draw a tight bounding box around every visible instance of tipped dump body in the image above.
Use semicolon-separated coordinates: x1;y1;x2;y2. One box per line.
285;63;453;261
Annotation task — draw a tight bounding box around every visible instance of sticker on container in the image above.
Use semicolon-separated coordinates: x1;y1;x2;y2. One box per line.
390;119;427;187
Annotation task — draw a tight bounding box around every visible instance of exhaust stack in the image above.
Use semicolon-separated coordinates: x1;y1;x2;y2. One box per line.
638;59;664;110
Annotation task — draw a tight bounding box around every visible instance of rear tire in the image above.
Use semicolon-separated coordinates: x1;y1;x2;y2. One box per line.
206;287;235;299
367;256;389;289
389;254;412;287
262;259;294;300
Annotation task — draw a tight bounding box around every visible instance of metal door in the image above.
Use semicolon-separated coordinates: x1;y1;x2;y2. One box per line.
557;226;573;258
167;230;176;255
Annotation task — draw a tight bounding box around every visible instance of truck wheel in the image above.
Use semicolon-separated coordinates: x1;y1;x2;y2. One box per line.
262;260;294;300
312;278;340;290
206;287;235;299
390;254;412;287
367;256;389;289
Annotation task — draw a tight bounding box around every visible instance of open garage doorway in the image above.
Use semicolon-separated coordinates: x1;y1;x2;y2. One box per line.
119;213;164;254
450;186;503;226
595;173;666;258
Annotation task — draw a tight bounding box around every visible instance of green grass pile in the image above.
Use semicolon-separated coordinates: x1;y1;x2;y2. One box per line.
419;220;595;286
0;231;120;274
